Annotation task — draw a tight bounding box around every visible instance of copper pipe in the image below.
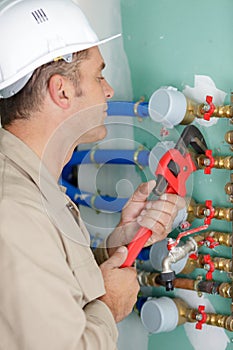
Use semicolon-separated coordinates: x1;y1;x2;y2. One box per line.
137;271;232;298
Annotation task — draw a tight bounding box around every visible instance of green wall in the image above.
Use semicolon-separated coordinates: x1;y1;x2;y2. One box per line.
121;0;233;103
120;1;233;349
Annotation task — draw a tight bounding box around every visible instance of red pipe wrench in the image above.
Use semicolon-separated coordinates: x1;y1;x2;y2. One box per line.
121;125;208;268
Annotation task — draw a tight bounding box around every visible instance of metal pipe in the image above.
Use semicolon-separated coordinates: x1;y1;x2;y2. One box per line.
62;179;128;212
137;270;232;298
156;238;197;291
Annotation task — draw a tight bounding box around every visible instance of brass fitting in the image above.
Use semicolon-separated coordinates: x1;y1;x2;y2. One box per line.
219;282;232;298
225;182;233;195
193;230;232;247
195;154;233;170
168;297;233;330
225;173;233;203
180;257;200;274
202;231;232;247
173;298;189;326
186;309;233;331
181;99;233;124
181;255;232;274
187;200;233;222
137;270;159;287
211;257;232;273
211;105;233;119
225;131;233;145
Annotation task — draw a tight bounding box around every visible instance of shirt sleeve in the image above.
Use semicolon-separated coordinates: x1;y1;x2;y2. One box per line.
0;199;118;350
93;237;110;265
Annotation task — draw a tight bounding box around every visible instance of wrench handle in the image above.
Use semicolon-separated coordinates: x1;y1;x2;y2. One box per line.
121;226;152;267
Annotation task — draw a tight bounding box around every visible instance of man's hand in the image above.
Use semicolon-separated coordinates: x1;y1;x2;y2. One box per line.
98;246;139;323
107;180;186;255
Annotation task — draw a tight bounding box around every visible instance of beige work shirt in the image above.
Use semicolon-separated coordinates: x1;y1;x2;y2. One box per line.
0;128;118;350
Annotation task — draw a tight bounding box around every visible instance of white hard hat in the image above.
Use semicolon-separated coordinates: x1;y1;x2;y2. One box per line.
0;0;120;98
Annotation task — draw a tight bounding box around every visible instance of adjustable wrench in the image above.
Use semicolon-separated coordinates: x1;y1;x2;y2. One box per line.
121;125;208;268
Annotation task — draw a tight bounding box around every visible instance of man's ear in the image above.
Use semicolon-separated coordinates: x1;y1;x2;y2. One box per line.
48;74;74;109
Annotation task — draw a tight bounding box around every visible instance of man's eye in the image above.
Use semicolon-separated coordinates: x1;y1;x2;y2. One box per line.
97;76;105;82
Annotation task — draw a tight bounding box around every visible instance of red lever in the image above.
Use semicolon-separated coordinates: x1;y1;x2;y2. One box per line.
195;305;207;329
204;149;215;174
198;236;219;249
203;95;215;121
203;254;215;280
204;200;215;225
167;224;209;251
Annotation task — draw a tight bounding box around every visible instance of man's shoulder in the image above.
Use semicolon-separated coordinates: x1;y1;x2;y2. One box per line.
0;155;42;207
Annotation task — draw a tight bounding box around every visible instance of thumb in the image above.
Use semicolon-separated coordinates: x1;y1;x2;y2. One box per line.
131;180;156;203
103;246;128;269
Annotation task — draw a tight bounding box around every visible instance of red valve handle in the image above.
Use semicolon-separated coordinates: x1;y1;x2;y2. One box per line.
204;200;215;225
196;305;207;330
204;149;215;174
203;95;215;121
167;224;209;251
203;254;215;280
198;236;220;249
189;253;199;260
166;199;214;251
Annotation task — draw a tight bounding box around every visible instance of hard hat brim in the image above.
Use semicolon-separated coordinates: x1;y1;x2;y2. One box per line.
0;33;121;98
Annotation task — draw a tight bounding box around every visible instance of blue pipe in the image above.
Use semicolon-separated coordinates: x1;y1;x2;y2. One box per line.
62;149;150;181
65;149;150;166
107;101;149;117
62;179;128;212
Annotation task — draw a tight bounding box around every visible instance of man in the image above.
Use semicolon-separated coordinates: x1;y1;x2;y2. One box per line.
0;1;185;349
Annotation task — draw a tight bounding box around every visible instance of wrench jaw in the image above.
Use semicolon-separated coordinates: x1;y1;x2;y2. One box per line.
152;125;208;197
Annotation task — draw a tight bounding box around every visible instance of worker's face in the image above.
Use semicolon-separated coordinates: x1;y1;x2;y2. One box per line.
71;46;114;144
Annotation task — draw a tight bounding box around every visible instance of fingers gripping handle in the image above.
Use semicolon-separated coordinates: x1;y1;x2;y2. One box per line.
120;227;152;267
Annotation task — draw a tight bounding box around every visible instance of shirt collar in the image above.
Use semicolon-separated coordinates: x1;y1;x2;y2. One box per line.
0;128;89;246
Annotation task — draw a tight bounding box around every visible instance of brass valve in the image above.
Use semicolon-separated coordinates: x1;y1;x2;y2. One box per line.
187;199;233;222
173;298;233;331
194;230;232;247
182;99;233;125
181;254;232;274
195;154;233;170
210;257;232;273
185;307;233;331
